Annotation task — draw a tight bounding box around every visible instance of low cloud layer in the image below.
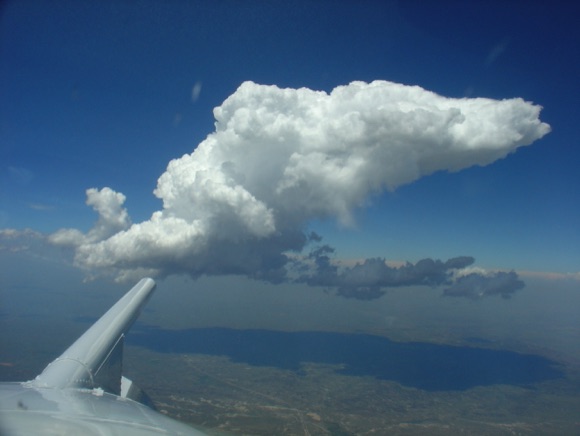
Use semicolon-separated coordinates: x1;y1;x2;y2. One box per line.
300;250;478;300
47;80;549;293
444;270;525;299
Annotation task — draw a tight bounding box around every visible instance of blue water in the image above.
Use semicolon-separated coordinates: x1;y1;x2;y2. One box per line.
128;326;563;391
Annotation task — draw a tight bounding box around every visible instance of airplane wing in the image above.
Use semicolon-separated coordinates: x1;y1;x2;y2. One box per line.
0;278;209;435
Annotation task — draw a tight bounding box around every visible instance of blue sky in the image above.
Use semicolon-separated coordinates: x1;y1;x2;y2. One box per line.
1;0;578;287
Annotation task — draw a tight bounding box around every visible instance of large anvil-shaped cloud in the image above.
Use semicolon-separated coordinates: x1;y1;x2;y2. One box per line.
49;80;550;285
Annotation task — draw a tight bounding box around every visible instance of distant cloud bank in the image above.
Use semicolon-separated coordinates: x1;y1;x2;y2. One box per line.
42;80;549;297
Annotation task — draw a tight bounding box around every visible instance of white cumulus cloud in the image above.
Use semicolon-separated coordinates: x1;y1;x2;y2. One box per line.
50;80;550;282
50;187;131;247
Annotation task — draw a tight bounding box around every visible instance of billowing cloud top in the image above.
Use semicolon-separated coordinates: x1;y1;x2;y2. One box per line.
49;80;550;289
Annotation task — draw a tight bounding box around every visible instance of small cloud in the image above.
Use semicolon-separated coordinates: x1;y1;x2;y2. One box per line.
191;81;202;102
28;203;54;211
0;228;76;267
485;38;509;66
444;270;524;299
8;166;34;186
307;231;323;242
0;228;42;253
49;228;86;247
173;112;183;126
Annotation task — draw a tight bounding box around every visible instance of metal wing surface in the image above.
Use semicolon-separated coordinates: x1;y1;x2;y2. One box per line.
0;278;208;435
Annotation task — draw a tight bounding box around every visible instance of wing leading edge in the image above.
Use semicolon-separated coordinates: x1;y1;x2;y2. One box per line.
31;277;156;393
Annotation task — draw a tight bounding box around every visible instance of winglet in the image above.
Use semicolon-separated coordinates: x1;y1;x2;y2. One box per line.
31;278;156;392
